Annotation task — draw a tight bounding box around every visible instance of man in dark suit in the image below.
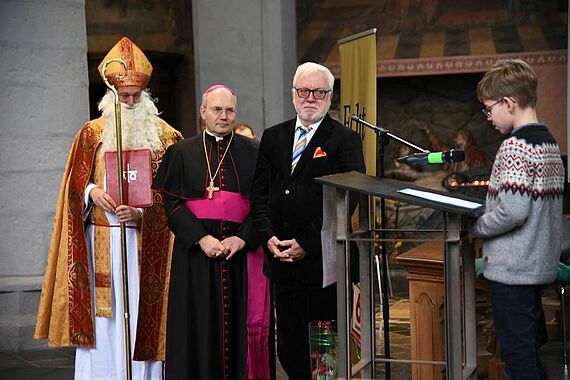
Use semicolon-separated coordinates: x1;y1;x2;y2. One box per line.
251;62;366;379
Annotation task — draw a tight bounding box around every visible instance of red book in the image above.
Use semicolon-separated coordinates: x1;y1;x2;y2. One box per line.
105;149;153;208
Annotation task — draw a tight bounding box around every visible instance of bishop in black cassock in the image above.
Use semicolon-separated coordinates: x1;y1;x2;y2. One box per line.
152;85;265;380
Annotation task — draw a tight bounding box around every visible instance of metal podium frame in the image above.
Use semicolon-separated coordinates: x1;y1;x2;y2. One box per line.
316;171;484;380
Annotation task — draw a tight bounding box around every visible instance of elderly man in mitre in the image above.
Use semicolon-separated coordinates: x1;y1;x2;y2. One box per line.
34;37;182;380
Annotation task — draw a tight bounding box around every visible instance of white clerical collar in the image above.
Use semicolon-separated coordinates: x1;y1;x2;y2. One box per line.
295;116;324;132
205;129;227;142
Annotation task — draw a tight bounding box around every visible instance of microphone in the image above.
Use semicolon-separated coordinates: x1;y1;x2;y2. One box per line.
397;149;465;166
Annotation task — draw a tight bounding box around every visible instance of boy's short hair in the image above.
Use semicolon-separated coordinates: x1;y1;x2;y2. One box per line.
476;59;538;109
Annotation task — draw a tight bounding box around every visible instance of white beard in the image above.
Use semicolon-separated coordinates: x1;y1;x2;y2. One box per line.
99;90;163;154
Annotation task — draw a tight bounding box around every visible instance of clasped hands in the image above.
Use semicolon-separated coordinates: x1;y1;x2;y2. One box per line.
267;236;306;263
89;187;141;223
199;235;246;260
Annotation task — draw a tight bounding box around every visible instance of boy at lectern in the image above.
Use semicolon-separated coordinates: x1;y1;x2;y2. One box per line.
471;59;565;379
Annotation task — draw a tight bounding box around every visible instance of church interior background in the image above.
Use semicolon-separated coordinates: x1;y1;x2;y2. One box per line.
1;0;569;379
85;0;567;165
84;0;569;258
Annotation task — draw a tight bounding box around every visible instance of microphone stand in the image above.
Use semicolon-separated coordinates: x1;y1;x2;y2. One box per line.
351;115;429;155
351;115;430;380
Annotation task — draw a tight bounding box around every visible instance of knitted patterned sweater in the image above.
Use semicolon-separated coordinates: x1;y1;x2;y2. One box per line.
471;123;565;285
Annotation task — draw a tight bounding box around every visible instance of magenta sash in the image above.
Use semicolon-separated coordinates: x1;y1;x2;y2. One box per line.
245;245;271;380
185;191;271;379
185;191;249;223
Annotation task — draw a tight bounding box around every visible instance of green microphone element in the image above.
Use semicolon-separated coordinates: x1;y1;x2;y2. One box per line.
398;149;465;166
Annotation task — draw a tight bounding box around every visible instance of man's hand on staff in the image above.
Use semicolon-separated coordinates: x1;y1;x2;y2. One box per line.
89;187;116;212
90;187;142;223
115;205;141;223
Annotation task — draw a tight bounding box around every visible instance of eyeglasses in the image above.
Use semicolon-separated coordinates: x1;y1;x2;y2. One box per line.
294;88;330;100
208;107;236;117
481;98;504;117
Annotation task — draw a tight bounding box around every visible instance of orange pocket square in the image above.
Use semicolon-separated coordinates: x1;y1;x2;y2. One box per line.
313;147;327;158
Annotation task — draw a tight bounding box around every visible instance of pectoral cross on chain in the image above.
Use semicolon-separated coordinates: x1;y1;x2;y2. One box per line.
206;180;220;200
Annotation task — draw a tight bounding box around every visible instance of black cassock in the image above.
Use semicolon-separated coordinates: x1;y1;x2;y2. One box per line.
152;133;258;380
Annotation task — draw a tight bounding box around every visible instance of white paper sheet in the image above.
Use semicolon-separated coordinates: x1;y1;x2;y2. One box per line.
398;188;482;210
321;187;337;287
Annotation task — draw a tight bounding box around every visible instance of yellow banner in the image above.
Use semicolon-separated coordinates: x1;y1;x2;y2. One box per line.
339;32;377;176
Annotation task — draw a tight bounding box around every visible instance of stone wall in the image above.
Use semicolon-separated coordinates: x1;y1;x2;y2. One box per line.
0;0;89;350
192;0;296;137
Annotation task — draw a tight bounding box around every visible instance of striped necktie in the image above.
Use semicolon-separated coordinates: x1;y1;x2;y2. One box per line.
291;126;310;173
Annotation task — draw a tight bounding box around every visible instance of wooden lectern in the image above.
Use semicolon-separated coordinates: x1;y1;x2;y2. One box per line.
315;171;484;380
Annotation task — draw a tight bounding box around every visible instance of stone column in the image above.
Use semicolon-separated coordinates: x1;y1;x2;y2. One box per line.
191;0;296;137
0;0;89;350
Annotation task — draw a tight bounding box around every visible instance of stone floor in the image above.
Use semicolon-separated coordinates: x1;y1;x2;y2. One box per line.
0;347;75;380
2;332;569;379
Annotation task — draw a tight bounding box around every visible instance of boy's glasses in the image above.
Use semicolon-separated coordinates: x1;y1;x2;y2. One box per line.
481;99;504;118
